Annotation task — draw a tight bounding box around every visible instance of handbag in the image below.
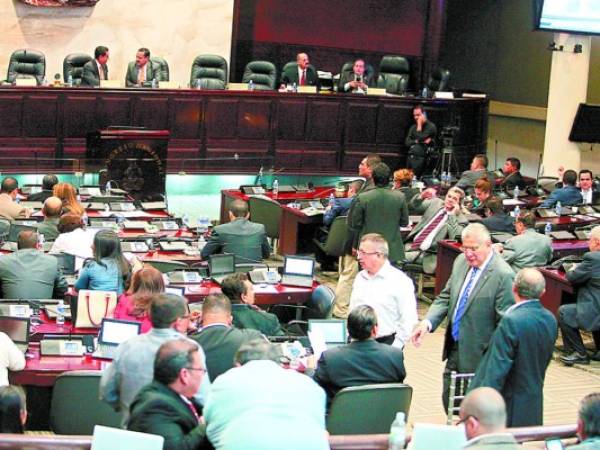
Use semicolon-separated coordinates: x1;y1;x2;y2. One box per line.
73;290;117;328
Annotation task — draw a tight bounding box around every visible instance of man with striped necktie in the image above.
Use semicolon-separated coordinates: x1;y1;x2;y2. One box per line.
410;223;515;411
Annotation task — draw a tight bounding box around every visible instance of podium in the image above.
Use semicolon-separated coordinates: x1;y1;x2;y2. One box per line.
86;128;169;200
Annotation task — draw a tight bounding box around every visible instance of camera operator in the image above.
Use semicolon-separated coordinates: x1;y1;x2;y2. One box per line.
405;104;437;178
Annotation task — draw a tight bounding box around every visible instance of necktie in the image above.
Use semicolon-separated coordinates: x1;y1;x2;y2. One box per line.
451;267;479;341
300;70;306;86
184;399;200;423
411;210;446;250
138;66;145;84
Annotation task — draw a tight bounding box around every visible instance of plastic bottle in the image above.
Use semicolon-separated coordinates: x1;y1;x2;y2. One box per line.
328;193;335;207
104;203;110;214
56;300;65;326
197;234;206;251
181;213;190;229
545;222;552;235
105;180;112;195
421;87;428;98
292;82;297;93
248;79;254;91
152;78;157;89
195;79;202;90
555;201;562;217
37;233;45;250
67;74;73;88
513;185;519;199
388;412;406;450
272;179;279;198
513;205;521;218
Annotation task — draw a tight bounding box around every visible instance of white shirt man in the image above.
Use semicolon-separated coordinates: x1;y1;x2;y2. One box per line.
349;233;417;348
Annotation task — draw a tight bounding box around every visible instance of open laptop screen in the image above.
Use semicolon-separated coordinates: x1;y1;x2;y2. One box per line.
99;319;141;345
283;256;315;277
0;316;30;345
208;254;235;275
308;319;347;345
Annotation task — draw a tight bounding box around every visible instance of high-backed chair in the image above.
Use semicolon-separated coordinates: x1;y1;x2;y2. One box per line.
313;215;349;259
190;54;228;89
327;383;413;435
63;53;93;86
247;196;282;240
150;56;169;81
425;67;451;92
242;61;277;90
376;55;410;94
5;49;46;85
50;370;122;434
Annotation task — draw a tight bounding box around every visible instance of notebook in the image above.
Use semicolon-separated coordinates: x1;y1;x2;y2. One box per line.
0;316;30;352
280;255;315;288
92;318;142;360
208;253;236;284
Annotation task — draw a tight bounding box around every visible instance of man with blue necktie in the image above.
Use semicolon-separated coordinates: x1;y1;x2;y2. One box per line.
411;223;515;410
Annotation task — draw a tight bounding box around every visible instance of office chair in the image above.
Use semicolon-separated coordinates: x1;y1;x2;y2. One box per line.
63;53;93;86
190;54;228;89
242;61;277;90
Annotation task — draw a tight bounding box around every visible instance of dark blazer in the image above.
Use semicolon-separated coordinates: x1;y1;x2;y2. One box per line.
200;218;271;263
479;212;515;234
313;339;406;402
456;169;497;191
191;325;264;380
470;301;557;427
127;381;210;450
426;253;515;372
540;185;583;208
280;64;319;87
27;190;53;202
338;70;374;93
125;61;162;87
500;171;526;191
231;303;283;336
323;197;352;227
349;187;409;262
81;59;108;87
566;251;600;331
344;179;376;255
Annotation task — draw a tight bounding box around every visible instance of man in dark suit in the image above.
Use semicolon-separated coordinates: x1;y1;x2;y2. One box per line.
201;199;271;262
125;47;161;87
332;153;381;319
36;196;62;241
469;268;557;427
479;196;515;234
313;305;406;404
81;46;109;87
27;174;58;202
456;154;497;191
540;169;583;208
221;273;283;336
349;162;409;263
499;157;526;191
191;294;264;380
338;58;373;93
280;52;319;89
411;223;515;410
127;338;211;450
0;230;67;299
559;225;600;365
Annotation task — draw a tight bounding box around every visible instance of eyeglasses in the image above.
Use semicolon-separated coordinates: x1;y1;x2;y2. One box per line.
460;244;483;253
185;367;206;373
456;415;477;426
357;250;380;257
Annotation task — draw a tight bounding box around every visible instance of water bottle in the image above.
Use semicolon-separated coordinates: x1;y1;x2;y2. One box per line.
104;203;110;214
56;300;65;326
105;180;112;195
42;77;48;86
37;233;45;250
272;179;279;198
82;214;89;227
513;205;521;218
195;79;202;90
181;213;190;229
197;234;206;251
15;196;20;204
67;74;73;88
152;78;157;89
388;412;406;450
545;222;552;235
248;79;254;91
513;185;519;199
197;216;210;234
555;201;562;217
328;192;335;207
292;82;297;93
411;175;418;188
421;86;428;98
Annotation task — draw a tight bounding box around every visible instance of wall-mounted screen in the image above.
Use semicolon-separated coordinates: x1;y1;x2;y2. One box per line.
535;0;600;36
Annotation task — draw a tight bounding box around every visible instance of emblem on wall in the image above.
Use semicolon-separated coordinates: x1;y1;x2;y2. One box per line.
17;0;99;6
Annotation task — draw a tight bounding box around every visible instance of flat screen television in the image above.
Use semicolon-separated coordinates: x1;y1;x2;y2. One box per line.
534;0;600;36
569;104;600;143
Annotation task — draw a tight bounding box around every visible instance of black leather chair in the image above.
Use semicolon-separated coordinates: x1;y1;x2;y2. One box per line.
5;49;46;85
190;54;227;89
425;67;451;92
63;53;93;86
376;55;410;94
150;56;169;81
242;61;277;90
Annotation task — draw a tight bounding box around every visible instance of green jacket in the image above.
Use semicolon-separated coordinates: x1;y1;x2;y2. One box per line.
232;303;283;336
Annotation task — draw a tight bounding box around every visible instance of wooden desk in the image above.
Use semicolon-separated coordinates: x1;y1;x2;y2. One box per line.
538;268;575;316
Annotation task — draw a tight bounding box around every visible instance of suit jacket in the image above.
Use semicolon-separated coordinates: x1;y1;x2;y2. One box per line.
456;169;497;190
405;198;468;273
81;59;108;87
0;249;67;299
323;197;352;227
426;253;515;372
344;179;376;255
501;229;553;272
313;339;406;402
27;190;53;202
36;217;60;241
566;251;600;331
463;433;520;449
191;325;264;380
479;212;515;234
231;303;283;336
127;381;210;450
338;70;374;93
280;64;319;87
200;218;271;263
470;301;557;427
0;194;27;222
349;187;409;262
540;185;583;208
499;171;526;191
125;61;162;87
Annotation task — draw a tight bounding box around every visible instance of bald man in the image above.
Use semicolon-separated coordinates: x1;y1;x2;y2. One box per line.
280;52;319;89
36;196;63;241
459;387;519;449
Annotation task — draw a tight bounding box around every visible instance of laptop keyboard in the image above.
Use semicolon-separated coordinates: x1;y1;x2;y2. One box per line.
93;344;117;360
281;275;313;287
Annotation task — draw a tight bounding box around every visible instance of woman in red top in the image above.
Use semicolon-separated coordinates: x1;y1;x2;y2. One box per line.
114;266;165;333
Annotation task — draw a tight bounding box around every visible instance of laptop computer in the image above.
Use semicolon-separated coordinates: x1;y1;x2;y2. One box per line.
208;253;236;285
0;316;30;352
52;253;79;285
0;303;32;318
167;270;203;284
308;319;347;349
92;318;142;360
280;255;315;288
